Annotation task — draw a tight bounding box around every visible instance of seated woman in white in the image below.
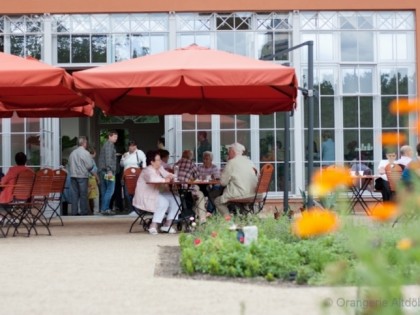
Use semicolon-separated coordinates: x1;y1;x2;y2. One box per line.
132;150;180;235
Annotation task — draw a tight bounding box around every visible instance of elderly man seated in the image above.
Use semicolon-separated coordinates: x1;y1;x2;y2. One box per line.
174;150;199;183
174;150;208;223
209;142;258;216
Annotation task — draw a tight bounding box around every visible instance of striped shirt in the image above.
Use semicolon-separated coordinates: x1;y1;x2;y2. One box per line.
198;164;220;179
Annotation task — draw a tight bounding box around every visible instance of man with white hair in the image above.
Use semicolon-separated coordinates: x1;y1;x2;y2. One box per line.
209;142;258;216
396;145;414;168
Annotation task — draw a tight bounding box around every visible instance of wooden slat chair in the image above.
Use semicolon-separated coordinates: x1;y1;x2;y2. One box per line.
46;168;67;226
385;163;403;200
27;168;54;236
1;169;36;237
228;164;275;215
123;167;150;232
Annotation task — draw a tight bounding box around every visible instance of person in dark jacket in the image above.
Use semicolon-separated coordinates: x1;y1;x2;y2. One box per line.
98;130;118;215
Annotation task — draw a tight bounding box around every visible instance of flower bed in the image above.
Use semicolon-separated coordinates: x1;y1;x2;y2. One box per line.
179;215;420;286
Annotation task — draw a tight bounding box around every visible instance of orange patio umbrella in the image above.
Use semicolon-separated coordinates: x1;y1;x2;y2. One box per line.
0;52;92;111
73;44;297;116
0;102;94;118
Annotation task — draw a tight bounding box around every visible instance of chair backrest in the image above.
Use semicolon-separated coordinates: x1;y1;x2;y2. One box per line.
32;168;54;198
123;167;142;196
50;168;67;194
385;163;403;192
12;169;36;201
256;164;274;195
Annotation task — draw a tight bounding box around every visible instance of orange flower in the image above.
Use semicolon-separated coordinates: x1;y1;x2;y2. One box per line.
370;202;399;222
292;208;339;238
380;132;407;146
389;98;420;115
309;167;352;196
396;238;413;251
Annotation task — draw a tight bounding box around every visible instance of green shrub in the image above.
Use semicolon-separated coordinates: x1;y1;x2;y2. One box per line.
179;214;420;286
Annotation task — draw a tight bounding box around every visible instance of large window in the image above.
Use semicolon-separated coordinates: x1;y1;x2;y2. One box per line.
301;11;417;174
52;14;169;65
259;113;294;192
0;15;44;58
2;116;42;168
176;12;292;62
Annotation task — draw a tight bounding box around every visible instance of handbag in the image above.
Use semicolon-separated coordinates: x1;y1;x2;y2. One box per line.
374;177;384;191
136;151;143;168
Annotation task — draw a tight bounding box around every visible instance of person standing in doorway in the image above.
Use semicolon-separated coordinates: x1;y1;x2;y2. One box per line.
197;131;211;163
321;131;335;167
98;130;118;215
120;140;146;170
68;137;93;216
157;137;165;150
120;140;146;213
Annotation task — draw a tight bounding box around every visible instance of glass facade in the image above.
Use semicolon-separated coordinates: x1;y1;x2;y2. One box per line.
0;11;417;197
51;14;168;64
301;11;417;184
0;15;44;58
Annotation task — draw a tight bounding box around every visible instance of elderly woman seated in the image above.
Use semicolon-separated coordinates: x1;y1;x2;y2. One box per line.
196;151;221;218
132;150;180;235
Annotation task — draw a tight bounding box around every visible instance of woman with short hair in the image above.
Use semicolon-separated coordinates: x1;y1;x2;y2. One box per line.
132;150;179;235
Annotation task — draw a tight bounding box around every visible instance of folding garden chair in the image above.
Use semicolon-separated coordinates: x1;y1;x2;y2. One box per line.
385;163;403;201
27;168;54;236
46;168;67;226
123;167;150;232
228;163;274;215
1;169;35;237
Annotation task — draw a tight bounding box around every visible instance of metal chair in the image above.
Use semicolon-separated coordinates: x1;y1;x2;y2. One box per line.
27;168;54;236
46;168;67;226
228;163;275;215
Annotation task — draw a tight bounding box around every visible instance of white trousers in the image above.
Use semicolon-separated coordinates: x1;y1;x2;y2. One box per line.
152;192;180;223
193;190;207;222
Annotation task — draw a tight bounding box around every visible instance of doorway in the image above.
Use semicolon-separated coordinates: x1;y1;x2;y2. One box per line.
95;114;164;155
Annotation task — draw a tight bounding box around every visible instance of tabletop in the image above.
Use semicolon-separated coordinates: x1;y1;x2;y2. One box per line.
350;175;379;179
147;180;220;185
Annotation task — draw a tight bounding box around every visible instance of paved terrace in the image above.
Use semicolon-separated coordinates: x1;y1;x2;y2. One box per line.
1;216;419;315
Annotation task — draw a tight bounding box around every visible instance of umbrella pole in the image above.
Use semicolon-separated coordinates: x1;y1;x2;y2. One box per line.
283;111;290;214
306;41;314;208
274;40;314;208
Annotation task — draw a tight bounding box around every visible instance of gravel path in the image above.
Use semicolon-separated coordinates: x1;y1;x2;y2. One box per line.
1;216;418;315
